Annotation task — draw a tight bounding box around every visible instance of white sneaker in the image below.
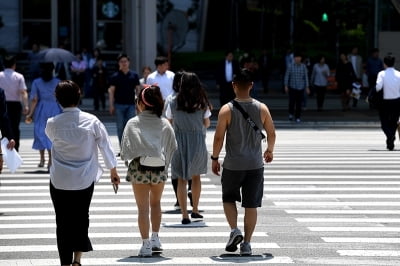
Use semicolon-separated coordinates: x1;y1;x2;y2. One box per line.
151;235;163;252
138;240;152;257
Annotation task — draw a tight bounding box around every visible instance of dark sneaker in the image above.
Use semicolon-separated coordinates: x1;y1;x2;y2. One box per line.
181;218;191;224
240;242;252;256
191;212;203;219
225;228;243;252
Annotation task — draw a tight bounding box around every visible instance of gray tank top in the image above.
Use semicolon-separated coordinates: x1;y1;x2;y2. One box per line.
223;99;264;170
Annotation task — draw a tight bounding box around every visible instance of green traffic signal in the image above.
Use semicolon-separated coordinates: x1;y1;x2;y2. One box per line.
322;12;328;22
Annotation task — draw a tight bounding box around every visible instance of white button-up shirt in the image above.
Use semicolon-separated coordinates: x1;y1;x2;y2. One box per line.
376;67;400;99
45;107;117;190
146;70;175;100
0;69;27;102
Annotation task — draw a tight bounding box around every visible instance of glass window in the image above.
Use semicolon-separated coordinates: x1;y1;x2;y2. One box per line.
22;21;51;50
96;22;123;50
22;0;51;19
96;0;123;51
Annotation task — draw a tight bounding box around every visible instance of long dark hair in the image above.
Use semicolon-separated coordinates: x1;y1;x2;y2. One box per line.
176;72;209;113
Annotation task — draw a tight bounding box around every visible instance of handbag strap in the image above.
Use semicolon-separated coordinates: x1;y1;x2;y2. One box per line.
231;100;266;140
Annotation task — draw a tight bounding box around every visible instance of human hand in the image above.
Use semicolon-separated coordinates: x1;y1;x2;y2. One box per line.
284;86;289;94
264;150;273;163
7;139;15;150
109;106;115;115
211;160;221;176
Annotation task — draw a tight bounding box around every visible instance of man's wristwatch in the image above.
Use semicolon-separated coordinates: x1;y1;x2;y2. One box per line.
210;155;219;161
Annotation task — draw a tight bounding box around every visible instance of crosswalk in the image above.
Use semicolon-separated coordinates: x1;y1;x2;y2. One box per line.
0;124;399;265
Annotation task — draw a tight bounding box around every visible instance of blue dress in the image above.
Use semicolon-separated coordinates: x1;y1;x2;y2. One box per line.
30;77;62;150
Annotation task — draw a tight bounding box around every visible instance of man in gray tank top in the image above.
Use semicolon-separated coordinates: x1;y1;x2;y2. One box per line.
211;69;276;255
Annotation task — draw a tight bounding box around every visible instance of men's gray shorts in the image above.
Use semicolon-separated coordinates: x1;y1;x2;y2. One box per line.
221;167;264;208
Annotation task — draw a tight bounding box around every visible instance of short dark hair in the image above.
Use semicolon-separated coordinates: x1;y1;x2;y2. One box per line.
4;55;16;68
55;80;81;108
232;68;253;91
233;68;253;83
138;85;164;117
117;53;130;62
384;54;395;67
154;56;168;66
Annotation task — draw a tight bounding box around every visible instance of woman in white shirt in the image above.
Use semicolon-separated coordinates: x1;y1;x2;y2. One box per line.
45;80;120;266
311;55;330;111
121;85;177;257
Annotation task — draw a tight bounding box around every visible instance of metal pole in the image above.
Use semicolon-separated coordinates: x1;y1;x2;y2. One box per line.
374;0;379;48
289;0;295;46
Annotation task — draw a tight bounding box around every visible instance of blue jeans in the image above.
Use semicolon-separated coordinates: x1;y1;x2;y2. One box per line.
115;103;135;145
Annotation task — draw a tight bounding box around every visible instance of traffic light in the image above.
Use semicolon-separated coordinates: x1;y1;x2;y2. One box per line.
322;12;328;22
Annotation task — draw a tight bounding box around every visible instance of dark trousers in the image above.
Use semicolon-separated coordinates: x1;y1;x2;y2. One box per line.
314;85;327;110
93;87;106;110
6;101;22;151
378;98;400;142
288;88;305;119
50;182;94;265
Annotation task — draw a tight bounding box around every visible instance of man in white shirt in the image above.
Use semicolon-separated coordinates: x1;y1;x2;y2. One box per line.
146;56;175;100
0;55;29;151
375;54;400;150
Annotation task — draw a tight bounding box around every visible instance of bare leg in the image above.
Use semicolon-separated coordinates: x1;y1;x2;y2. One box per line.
177;178;189;219
243;208;257;242
190;175;201;213
72;251;82;265
149;182;165;232
47;149;52;169
133;184;151;239
223;202;238;229
38;150;45;167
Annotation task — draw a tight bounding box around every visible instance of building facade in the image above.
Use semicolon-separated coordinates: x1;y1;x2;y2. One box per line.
0;0;157;71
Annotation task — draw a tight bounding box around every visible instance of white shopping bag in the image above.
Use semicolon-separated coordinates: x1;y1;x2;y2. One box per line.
1;138;23;173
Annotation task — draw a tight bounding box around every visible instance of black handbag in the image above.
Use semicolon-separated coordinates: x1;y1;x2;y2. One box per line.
367;87;383;109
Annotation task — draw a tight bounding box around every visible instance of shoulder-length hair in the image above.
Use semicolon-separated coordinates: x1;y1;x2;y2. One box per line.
176;72;209;113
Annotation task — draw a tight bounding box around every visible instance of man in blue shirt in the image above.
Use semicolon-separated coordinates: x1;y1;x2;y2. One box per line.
108;53;140;147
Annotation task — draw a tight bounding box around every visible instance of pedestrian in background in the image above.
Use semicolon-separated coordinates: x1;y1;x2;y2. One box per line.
0;87;16;173
310;55;330;111
140;66;152;85
366;48;384;92
108;53;140;148
348;46;363;80
215;51;240;106
70;52;87;92
336;53;356;111
0;55;29;151
25;63;62;170
146;56;174;100
121;85;177;257
166;71;211;224
211;68;276;256
45;80;120;266
91;56;108;111
284;52;310;122
375;54;400;151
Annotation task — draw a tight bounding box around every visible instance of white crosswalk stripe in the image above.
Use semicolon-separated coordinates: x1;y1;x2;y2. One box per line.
0;123;289;265
2;125;400;264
